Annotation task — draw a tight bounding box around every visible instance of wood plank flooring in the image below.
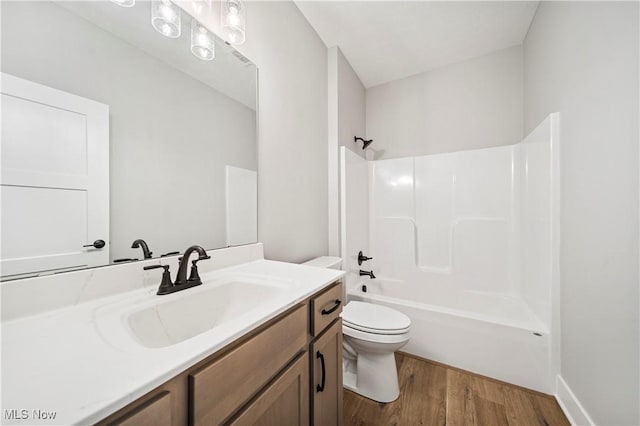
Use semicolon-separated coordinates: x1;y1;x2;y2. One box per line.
344;353;570;426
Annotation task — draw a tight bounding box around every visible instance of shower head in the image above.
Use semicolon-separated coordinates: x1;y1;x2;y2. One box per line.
354;136;373;150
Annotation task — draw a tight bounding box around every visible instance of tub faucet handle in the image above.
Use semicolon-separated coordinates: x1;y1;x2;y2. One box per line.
358;251;373;266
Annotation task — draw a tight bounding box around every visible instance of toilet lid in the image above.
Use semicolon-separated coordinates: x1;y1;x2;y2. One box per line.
341;301;411;334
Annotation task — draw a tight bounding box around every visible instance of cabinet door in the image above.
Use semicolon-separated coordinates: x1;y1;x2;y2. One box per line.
103;392;171;426
311;319;343;426
229;353;309;426
99;377;187;426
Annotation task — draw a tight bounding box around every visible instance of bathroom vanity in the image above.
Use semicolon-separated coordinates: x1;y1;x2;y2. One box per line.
0;244;345;425
99;281;344;426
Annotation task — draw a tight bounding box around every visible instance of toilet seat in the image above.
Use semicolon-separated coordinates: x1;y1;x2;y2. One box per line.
341;301;411;335
342;323;410;344
343;321;410;335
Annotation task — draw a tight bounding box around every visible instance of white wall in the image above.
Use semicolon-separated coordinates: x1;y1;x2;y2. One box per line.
181;1;330;263
366;45;523;159
524;2;639;425
337;49;366;158
2;1;256;261
242;2;329;263
328;47;366;256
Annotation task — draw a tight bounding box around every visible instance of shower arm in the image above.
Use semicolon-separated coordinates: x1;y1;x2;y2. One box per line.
354;136;373;150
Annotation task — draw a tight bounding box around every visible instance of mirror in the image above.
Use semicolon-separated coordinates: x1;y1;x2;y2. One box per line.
0;1;258;280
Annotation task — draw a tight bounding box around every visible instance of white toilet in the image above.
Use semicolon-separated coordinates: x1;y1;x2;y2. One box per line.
303;256;411;403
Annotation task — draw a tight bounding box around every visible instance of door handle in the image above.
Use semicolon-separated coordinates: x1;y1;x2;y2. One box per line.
316;350;326;393
83;239;106;249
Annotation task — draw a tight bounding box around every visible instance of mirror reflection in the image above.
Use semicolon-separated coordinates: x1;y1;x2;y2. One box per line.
0;1;258;280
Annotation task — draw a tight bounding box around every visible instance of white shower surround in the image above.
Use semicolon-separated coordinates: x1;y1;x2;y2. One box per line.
340;113;559;393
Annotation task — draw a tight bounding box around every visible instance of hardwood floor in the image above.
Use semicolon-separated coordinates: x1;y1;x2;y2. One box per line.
343;353;570;426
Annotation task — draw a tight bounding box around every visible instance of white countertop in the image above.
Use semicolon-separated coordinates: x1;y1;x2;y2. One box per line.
1;259;344;425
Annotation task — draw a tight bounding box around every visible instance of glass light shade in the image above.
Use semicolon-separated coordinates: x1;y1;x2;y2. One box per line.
151;0;181;38
221;0;245;45
192;0;212;15
110;0;135;7
191;20;215;61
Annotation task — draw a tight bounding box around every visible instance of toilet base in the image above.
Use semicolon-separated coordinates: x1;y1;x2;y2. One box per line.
342;352;400;403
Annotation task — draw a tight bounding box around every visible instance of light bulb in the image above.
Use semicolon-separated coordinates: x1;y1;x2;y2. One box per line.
226;12;240;26
221;0;245;45
152;0;181;38
191;19;215;61
110;0;135;7
192;0;212;15
160;3;176;20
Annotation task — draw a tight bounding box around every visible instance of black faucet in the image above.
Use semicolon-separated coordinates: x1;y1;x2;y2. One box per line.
175;245;211;286
359;270;376;279
131;239;153;259
143;245;211;295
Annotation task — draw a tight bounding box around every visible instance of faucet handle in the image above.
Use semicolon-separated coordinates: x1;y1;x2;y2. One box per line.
143;264;165;271
144;264;174;295
358;251;373;266
189;260;201;282
188;254;210;283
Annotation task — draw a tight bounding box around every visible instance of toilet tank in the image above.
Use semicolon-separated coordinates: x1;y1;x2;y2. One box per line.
302;256;342;270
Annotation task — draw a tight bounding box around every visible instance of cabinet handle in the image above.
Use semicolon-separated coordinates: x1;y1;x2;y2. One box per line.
321;299;342;315
316;350;326;393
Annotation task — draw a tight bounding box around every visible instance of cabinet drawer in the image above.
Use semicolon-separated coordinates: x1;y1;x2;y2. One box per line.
311;281;343;336
190;304;308;425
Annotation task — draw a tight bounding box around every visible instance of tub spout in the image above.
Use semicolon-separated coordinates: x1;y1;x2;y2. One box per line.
359;270;376;279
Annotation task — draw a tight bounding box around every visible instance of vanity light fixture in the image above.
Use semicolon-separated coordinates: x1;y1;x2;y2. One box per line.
221;0;246;45
110;0;135;7
191;19;215;60
151;0;181;38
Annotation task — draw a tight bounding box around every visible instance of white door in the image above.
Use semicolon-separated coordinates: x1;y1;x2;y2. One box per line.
1;73;109;278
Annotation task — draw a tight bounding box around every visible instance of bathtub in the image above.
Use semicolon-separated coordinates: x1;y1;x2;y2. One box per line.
348;279;552;393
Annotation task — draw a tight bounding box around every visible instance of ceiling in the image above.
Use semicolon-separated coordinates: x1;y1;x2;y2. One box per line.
295;1;539;88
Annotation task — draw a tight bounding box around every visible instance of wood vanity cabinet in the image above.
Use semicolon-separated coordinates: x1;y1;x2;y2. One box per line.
99;280;343;426
310;282;344;426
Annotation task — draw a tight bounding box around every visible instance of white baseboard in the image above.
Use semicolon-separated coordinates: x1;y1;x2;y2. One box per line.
555;375;595;426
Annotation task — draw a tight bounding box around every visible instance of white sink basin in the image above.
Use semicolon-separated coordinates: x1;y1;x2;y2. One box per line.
128;280;286;348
